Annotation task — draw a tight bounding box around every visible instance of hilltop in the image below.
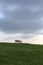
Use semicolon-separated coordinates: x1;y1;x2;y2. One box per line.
0;43;43;65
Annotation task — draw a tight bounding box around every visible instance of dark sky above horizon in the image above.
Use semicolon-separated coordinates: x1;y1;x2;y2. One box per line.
0;0;43;44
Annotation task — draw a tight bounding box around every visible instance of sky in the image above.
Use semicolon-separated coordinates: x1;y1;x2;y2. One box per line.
0;0;43;44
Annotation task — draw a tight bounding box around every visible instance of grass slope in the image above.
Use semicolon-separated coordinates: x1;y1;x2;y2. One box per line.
0;43;43;65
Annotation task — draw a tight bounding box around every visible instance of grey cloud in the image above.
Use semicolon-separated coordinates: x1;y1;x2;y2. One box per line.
0;18;43;34
0;0;43;35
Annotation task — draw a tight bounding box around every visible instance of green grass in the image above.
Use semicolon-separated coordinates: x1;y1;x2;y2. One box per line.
0;43;43;65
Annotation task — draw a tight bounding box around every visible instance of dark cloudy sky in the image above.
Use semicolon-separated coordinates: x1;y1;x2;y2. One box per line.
0;0;43;44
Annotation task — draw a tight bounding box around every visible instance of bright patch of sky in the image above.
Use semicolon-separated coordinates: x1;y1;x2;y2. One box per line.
0;12;4;18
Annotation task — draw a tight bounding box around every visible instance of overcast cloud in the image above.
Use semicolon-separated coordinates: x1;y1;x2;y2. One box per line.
0;0;43;39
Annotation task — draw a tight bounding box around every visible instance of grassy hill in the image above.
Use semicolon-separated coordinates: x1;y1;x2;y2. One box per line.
0;43;43;65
